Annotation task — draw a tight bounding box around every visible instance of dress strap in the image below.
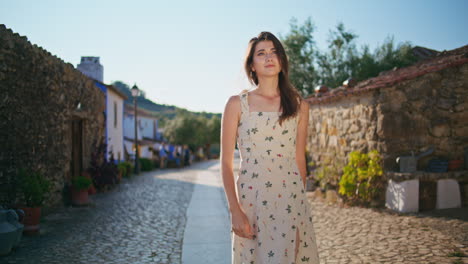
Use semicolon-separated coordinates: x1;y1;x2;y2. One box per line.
239;91;249;114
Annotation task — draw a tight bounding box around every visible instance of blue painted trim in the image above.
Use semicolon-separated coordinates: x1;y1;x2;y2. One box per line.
121;100;124;163
95;81;108;160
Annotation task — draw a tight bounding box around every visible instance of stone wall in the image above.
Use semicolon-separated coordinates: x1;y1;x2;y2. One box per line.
0;25;105;209
306;47;468;174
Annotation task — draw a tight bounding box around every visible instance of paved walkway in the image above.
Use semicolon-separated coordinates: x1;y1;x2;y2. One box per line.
182;162;231;264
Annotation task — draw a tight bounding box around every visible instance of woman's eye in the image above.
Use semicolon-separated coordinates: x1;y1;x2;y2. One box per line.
257;52;264;56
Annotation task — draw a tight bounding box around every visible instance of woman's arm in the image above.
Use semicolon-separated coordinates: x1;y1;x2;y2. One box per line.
220;95;241;213
220;95;255;239
296;99;310;188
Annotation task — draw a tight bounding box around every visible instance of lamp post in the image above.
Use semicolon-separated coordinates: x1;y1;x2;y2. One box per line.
131;84;140;174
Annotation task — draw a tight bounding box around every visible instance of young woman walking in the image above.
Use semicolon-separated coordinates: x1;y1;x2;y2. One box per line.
221;31;320;263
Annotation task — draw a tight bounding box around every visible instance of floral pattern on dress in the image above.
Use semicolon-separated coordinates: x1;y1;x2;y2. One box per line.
231;92;320;264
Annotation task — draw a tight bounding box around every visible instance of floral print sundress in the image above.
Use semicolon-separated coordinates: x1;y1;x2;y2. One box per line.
232;91;320;264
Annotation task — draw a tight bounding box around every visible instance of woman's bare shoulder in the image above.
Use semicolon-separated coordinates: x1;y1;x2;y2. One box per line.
224;94;242;113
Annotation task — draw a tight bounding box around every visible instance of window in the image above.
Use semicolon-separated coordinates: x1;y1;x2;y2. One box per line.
114;101;117;128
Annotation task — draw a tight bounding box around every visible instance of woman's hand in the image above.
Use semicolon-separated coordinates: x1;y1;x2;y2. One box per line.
230;206;255;239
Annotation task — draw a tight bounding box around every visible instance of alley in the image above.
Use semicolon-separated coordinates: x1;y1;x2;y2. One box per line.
2;161;218;264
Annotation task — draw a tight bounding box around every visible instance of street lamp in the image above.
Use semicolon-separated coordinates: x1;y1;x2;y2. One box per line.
131;84;140;174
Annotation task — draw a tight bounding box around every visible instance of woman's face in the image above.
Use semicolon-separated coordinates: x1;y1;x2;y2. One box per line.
251;40;281;78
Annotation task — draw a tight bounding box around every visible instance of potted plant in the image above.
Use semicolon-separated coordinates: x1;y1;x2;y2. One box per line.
122;162;134;178
316;165;340;204
315;154;344;204
81;171;96;195
87;139;119;192
71;175;92;206
18;169;51;235
117;162;127;179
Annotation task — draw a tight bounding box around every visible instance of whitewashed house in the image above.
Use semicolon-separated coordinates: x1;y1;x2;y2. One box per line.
95;82;127;162
77;56;127;162
123;104;161;160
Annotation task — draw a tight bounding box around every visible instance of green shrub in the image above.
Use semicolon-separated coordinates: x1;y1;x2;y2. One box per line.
19;169;51;207
315;153;343;190
122;162;134;177
139;158;153;171
72;176;92;190
339;150;384;203
117;163;128;178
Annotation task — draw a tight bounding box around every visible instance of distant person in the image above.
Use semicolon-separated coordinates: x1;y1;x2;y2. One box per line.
197;147;205;161
220;32;320;263
167;144;181;167
183;145;191;166
159;142;168;169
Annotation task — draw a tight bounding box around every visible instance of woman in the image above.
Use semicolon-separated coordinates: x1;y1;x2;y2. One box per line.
221;32;320;263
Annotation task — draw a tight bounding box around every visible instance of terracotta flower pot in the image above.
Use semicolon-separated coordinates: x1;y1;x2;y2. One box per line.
20;207;41;235
71;187;89;206
88;185;97;195
82;172;96;195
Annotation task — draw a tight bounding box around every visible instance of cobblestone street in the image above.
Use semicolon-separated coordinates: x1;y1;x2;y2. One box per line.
1;159;467;264
309;197;468;264
1;160;216;264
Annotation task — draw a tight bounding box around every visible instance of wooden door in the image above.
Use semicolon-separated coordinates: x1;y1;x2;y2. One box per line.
71;119;83;178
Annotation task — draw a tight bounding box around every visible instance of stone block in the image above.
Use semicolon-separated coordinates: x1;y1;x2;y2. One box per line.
454;102;466;112
453;125;468;138
429;123;451;138
436;179;461;209
436;97;456;110
385;179;419;213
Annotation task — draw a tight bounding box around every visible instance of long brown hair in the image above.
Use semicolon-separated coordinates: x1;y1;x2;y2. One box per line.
244;31;301;124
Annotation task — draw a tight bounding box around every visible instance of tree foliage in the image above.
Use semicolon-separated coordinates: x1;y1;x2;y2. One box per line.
281;17;318;96
316;22;359;89
281;18;419;96
163;111;220;147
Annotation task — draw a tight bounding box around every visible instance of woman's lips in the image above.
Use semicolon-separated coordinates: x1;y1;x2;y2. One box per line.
265;64;275;68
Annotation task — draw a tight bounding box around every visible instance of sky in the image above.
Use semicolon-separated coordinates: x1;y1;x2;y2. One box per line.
2;0;467;113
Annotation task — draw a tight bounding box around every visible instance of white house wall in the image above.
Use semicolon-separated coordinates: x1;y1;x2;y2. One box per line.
106;90;124;162
124;112;139;140
139;116;157;140
123;107;158;160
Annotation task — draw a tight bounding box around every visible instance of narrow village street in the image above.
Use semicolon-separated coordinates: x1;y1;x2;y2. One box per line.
1;161;211;264
2;159;467;264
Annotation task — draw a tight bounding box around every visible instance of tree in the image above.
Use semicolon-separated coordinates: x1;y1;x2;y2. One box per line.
373;36;417;74
163;112;220;148
281;17;318;96
316;22;359;89
206;115;221;144
164;112;201;146
282;18;419;95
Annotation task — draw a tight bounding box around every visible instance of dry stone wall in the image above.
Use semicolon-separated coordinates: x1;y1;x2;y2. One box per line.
0;25;105;209
307;62;468;173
